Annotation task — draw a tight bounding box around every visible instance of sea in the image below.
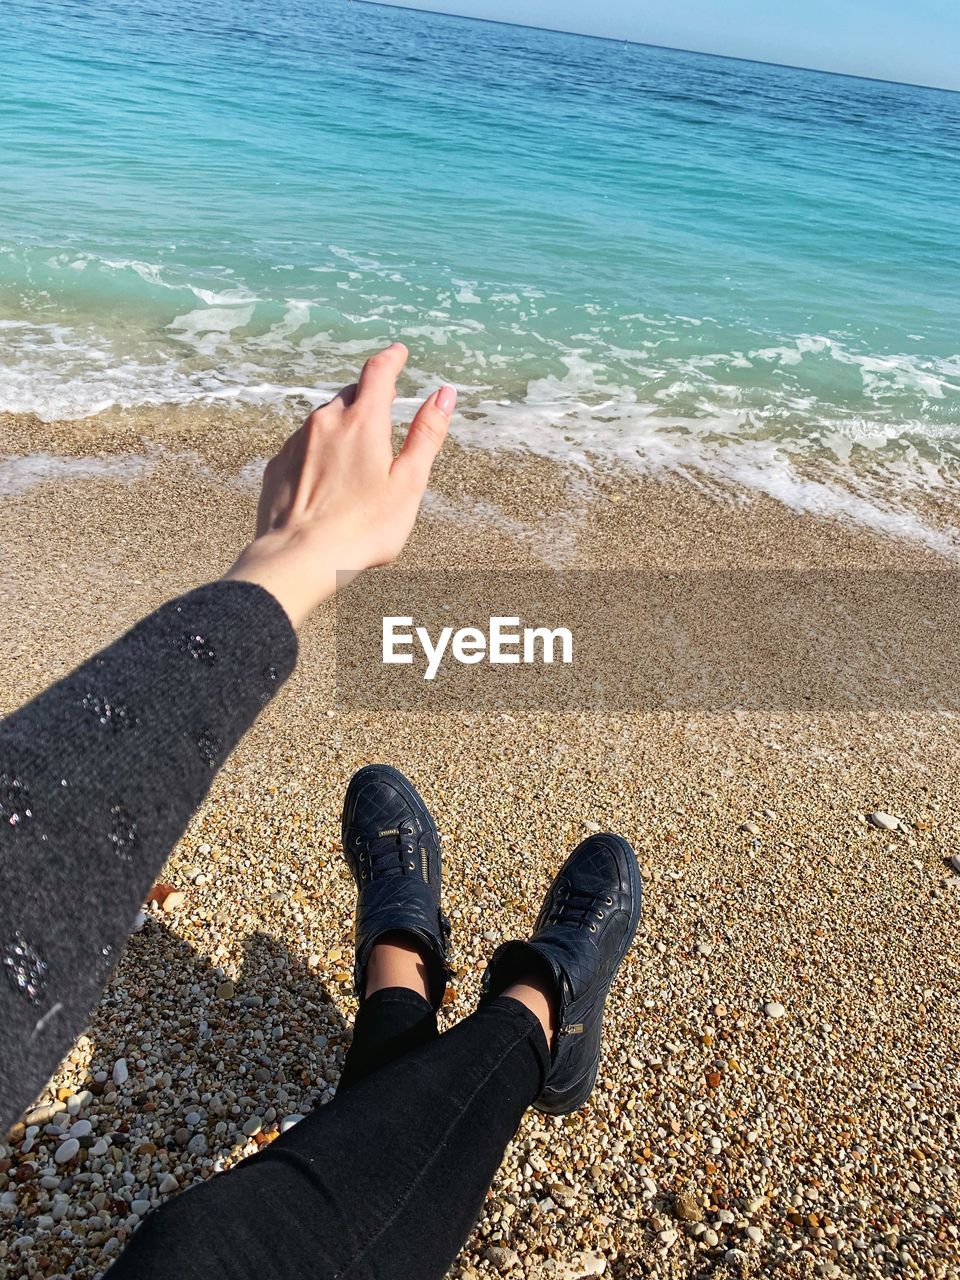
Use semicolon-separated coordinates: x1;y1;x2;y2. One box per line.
2;0;959;543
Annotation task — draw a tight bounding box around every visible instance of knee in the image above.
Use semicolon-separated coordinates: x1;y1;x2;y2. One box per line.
109;1185;215;1275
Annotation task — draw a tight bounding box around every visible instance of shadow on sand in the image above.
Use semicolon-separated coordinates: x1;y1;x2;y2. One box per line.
77;919;351;1214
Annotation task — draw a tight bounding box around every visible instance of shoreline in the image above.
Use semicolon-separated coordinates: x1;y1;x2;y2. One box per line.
1;406;959;1278
2;403;959;572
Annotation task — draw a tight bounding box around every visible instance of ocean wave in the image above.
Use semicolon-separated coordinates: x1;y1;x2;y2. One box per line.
1;287;958;556
450;400;960;558
53;253;263;307
0;452;155;497
0;317;336;418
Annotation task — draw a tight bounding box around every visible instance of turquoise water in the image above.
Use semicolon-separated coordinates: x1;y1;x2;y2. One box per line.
2;0;960;533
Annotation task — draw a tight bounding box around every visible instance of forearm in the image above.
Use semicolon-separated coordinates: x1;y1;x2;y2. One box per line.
0;580;297;1133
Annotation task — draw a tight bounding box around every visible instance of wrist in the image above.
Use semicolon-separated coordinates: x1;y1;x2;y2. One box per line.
224;533;350;629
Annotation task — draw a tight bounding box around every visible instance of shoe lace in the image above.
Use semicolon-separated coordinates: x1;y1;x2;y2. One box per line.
548;884;614;932
356;821;420;882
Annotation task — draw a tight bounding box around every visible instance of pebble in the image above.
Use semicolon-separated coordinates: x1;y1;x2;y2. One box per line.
558;1253;606;1278
866;811;899;831
146;882;178;907
280;1113;305;1133
24;1104;61;1126
739;820;761;835
68;1119;92;1139
242;1116;263;1137
746;1225;764;1245
764;1000;787;1019
484;1245;520;1271
54;1138;79;1164
112;1058;128;1086
674;1191;702;1222
216;980;236;1000
159;1174;179;1194
949;853;960;874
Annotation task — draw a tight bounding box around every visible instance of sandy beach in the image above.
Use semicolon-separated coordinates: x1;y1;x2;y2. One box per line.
1;404;959;1279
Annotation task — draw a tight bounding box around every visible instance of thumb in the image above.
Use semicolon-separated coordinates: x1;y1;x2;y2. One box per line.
392;384;456;489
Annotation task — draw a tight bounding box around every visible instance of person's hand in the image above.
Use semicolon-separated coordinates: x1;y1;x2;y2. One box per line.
225;342;455;628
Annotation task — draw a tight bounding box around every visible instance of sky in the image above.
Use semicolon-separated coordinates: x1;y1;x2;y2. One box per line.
375;0;960;91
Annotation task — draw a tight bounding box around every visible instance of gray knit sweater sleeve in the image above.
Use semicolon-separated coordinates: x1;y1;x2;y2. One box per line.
0;580;298;1134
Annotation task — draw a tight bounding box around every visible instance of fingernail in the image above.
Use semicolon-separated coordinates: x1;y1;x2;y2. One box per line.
436;385;457;416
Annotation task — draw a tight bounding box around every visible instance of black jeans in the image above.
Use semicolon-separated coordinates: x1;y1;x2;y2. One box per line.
109;991;549;1280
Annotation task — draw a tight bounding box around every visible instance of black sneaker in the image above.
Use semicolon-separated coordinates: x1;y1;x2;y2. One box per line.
482;833;641;1114
341;764;451;1009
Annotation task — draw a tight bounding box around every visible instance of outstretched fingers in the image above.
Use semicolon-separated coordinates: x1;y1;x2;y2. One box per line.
392;385;456;490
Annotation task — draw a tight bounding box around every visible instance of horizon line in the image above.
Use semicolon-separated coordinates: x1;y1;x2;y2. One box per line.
354;0;958;96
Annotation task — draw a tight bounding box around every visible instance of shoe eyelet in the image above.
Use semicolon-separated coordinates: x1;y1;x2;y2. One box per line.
596;910;604;919
407;861;415;871
605;896;613;906
589;924;597;933
361;870;368;881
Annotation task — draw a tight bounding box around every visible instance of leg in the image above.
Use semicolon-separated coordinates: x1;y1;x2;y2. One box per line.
107;995;548;1280
337;984;438;1095
335;767;450;1092
336;933;440;1091
109;830;638;1279
335;768;555;1095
